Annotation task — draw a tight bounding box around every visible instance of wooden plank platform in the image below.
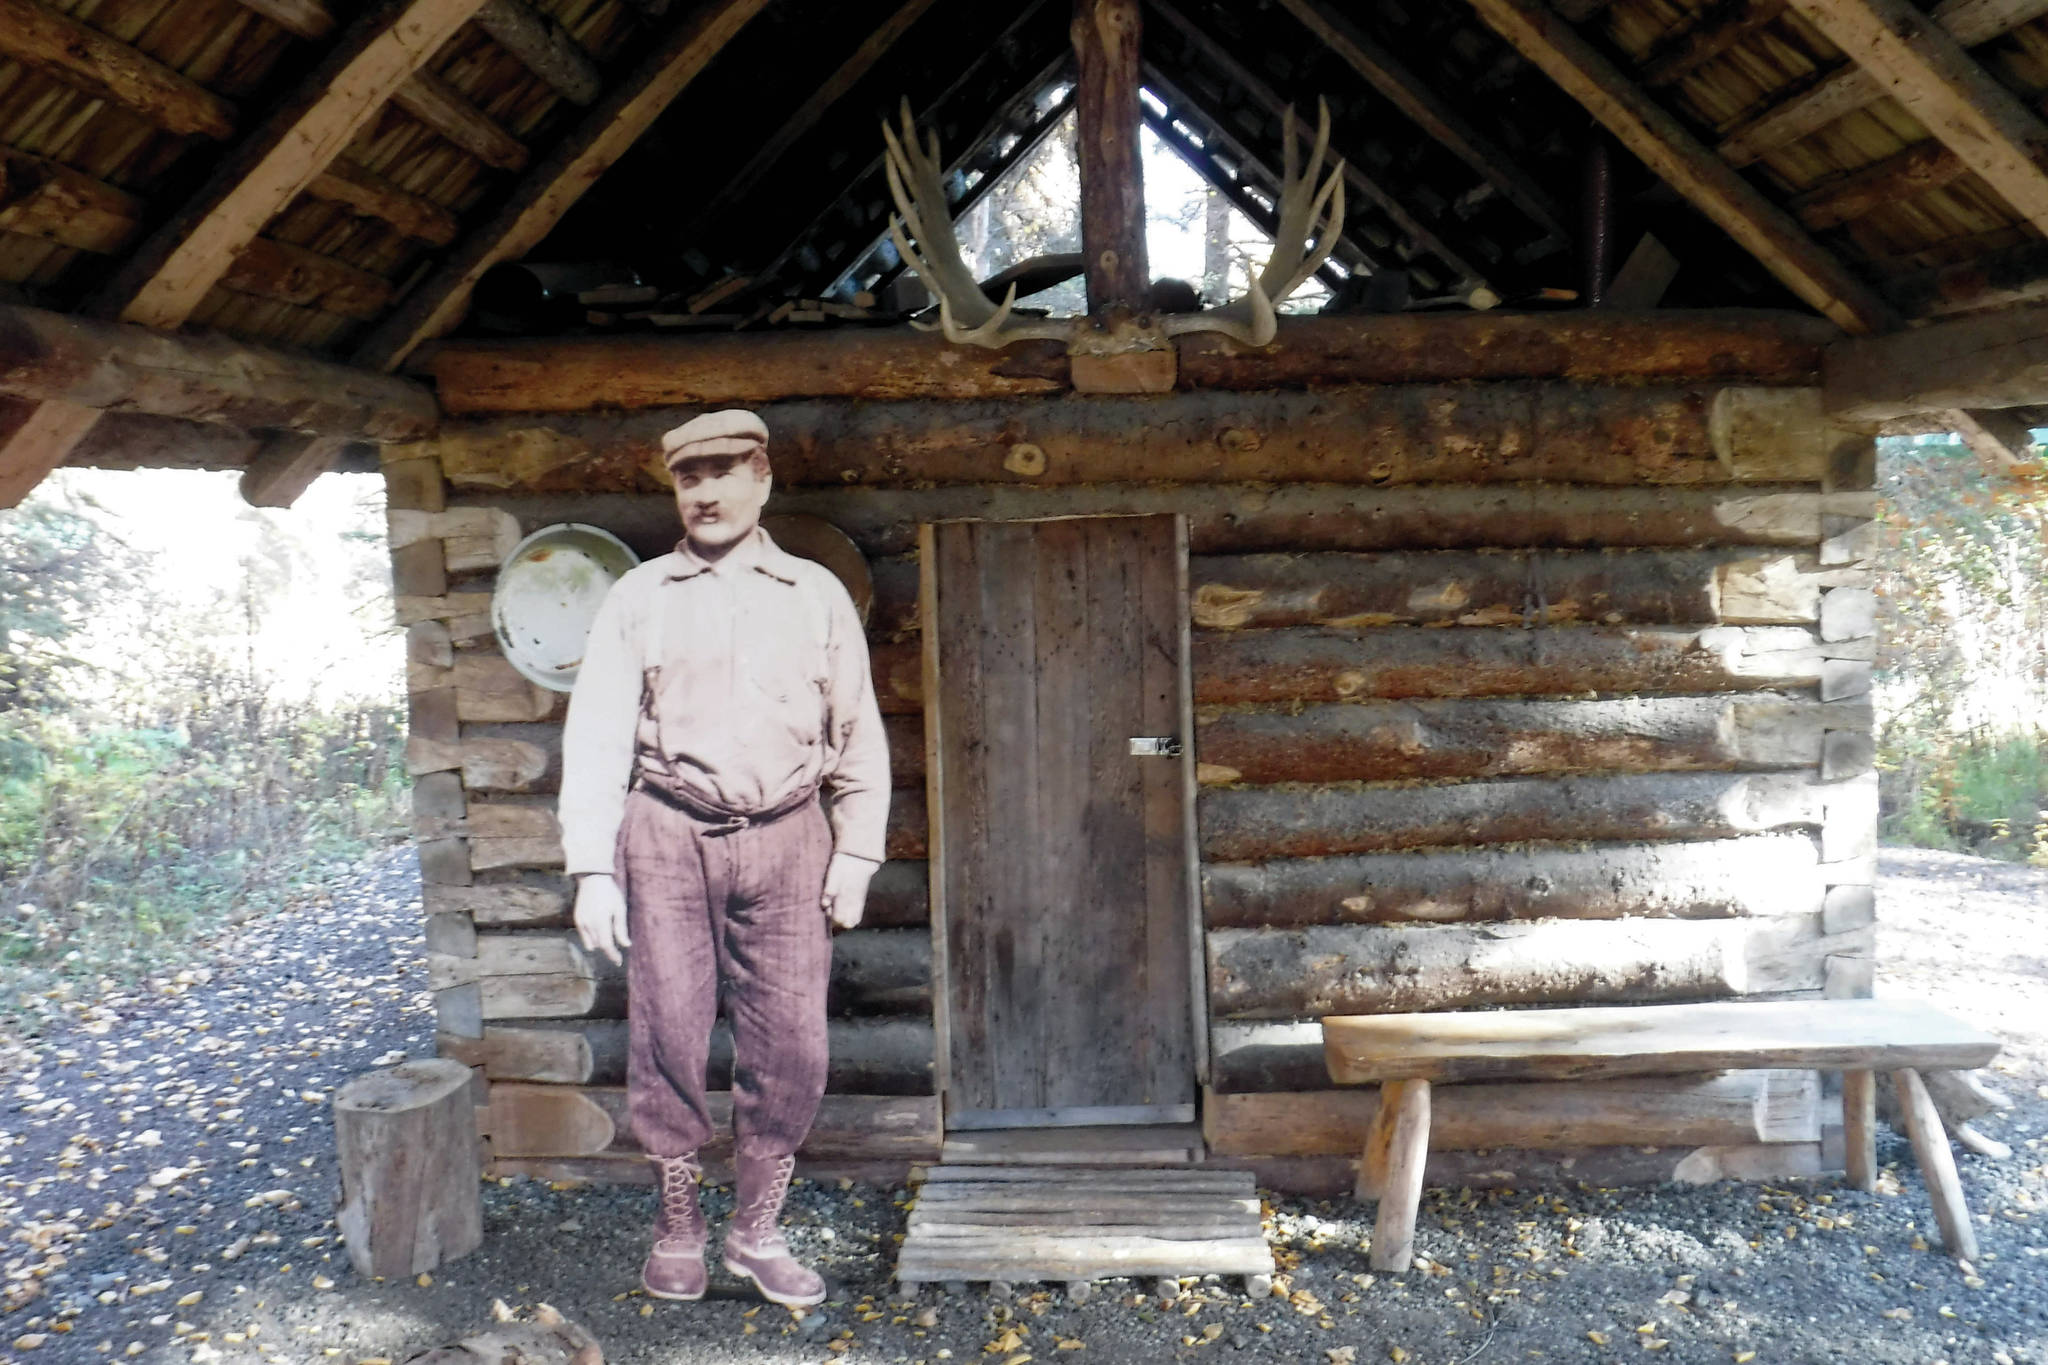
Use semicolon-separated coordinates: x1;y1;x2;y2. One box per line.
1324;998;2002;1086
897;1165;1275;1286
940;1123;1203;1165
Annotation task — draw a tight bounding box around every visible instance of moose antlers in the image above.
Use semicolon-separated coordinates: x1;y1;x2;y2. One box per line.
881;97;1346;352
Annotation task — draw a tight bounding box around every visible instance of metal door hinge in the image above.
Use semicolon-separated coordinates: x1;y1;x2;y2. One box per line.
1128;736;1183;757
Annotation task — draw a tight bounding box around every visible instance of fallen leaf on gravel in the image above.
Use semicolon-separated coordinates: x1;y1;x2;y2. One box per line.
416;1272;432;1287
987;1327;1024;1352
1735;1352;1756;1362
1881;1308;1911;1320
1201;1325;1223;1342
1055;1340;1083;1351
13;1333;47;1349
1326;1349;1354;1365
175;1291;201;1306
1388;1348;1407;1363
1588;1332;1609;1345
1000;1355;1031;1365
311;1274;334;1290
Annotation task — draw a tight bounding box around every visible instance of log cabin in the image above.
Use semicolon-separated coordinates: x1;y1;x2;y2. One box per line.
1;0;2042;1198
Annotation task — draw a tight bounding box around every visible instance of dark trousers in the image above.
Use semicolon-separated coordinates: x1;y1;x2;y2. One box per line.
616;786;833;1159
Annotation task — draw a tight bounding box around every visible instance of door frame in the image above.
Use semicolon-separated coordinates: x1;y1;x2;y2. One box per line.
916;513;1210;1126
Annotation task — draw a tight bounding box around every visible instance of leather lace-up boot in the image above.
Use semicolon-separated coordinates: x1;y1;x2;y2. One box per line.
642;1152;709;1301
721;1150;826;1307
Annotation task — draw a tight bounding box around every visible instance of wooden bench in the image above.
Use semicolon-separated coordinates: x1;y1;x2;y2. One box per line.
1319;999;2002;1272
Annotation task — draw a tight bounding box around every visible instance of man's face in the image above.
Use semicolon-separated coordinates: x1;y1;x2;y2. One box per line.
671;450;771;553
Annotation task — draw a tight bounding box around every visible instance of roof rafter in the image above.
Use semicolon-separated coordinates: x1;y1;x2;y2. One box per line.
230;0;532;170
1463;0;1892;334
1270;0;1569;243
1719;0;2048;167
1780;0;2048;235
682;0;947;239
353;0;775;372
0;0;238;139
0;0;490;508
1145;0;1493;290
759;0;1069;293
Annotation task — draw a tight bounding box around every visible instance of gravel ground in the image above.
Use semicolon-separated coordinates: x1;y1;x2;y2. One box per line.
0;844;2042;1365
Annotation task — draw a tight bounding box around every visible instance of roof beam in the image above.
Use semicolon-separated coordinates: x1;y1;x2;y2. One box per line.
1;0;484;507
354;0;774;371
0;150;147;254
0;301;437;438
1780;0;2048;234
0;0;238;139
1463;0;1892;334
684;0;943;237
474;0;605;106
1641;0;1788;88
391;69;533;170
1270;0;1569;243
1786;139;1968;229
1825;304;2048;420
1719;0;2048;167
1884;237;2048;316
88;0;492;329
1147;0;1492;289
228;0;533;170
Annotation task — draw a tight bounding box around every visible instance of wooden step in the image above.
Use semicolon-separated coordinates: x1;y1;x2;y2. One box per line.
940;1123;1203;1166
897;1164;1274;1286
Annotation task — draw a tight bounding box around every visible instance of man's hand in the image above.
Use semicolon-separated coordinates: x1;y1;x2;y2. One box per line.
573;873;631;966
821;852;877;931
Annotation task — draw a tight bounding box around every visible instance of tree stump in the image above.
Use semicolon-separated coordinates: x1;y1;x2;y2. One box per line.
403;1302;601;1365
335;1058;483;1278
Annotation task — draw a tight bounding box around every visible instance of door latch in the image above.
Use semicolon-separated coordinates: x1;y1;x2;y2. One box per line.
1128;736;1183;758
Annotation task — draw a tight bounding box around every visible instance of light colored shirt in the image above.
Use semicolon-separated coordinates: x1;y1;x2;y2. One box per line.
557;526;890;876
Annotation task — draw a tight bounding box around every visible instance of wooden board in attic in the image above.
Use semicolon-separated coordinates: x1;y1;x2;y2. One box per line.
896;1166;1274;1287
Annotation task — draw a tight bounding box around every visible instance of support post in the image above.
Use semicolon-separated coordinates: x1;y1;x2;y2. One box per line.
1842;1067;1877;1193
1890;1067;1980;1261
1368;1078;1431;1273
1072;0;1147;317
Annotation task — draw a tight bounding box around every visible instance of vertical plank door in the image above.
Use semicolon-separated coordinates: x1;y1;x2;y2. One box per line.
921;514;1200;1129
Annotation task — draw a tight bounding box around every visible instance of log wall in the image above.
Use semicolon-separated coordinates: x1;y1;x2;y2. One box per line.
382;329;1876;1187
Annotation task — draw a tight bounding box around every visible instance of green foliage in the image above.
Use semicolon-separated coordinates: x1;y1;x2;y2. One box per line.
0;501;128;711
0;477;406;1030
1875;436;2048;859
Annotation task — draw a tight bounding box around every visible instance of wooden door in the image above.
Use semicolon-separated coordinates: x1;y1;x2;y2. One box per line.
920;514;1201;1129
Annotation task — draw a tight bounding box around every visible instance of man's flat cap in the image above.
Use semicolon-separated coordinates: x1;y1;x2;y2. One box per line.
661;409;769;465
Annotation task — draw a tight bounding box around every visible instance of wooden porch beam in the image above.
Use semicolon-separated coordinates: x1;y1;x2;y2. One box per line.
474;0;605;106
1824;303;2048;421
1272;0;1569;243
0;301;438;439
353;0;774;372
305;159;464;245
685;0;942;236
1781;0;2048;235
1463;0;1893;334
0;0;238;139
1074;0;1149;314
1148;0;1493;290
1718;0;2048;168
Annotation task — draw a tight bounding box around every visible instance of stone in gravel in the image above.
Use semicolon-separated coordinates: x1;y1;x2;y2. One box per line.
1066;1281;1093;1306
913;1307;939;1328
797;1312;834;1338
944;1281;969;1297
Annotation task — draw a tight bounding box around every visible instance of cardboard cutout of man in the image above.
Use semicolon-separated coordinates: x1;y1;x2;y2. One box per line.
557;409;890;1307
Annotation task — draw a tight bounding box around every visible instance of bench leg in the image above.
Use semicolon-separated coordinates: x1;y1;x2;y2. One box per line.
1890;1068;1980;1262
1355;1086;1398;1202
1842;1069;1877;1194
1368;1079;1431;1274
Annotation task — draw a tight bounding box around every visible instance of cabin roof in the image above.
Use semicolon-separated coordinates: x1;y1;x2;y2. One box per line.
4;0;2048;447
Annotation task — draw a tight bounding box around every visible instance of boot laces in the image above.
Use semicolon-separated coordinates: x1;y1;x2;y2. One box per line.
653;1154;705;1248
741;1153;797;1245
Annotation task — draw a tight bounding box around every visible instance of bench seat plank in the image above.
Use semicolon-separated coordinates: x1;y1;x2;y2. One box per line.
1324;999;2000;1085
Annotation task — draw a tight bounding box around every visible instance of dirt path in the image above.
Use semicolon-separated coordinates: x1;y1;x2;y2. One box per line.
0;846;2042;1365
